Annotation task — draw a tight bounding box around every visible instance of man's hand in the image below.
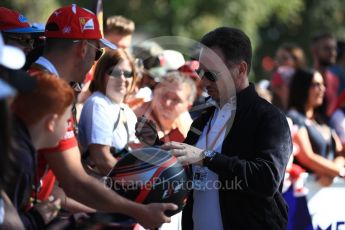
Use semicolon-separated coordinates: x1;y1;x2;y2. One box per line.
161;141;204;165
135;203;178;229
135;116;159;146
35;196;61;225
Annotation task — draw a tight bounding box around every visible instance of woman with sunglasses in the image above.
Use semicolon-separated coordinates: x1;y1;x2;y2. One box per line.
78;49;139;176
288;69;345;185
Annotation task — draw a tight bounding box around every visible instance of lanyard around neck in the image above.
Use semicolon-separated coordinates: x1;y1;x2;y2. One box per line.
205;111;230;150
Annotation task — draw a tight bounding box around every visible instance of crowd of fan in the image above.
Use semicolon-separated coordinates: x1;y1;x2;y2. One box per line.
0;3;344;229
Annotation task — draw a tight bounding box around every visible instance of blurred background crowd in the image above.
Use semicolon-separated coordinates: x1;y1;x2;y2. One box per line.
1;0;345;229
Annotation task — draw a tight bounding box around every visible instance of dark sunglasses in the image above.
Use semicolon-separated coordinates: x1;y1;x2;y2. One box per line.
95;49;103;61
196;69;218;82
73;40;103;61
86;41;103;61
108;69;133;78
4;35;34;47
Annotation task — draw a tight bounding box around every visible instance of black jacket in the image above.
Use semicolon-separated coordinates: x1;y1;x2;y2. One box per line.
182;84;292;230
7;117;45;229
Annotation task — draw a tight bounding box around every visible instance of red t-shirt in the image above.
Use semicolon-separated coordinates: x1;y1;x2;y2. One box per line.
36;118;78;200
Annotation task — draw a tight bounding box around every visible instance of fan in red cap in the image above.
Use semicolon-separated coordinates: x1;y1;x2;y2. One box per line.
0;7;43;55
44;4;115;50
0;7;43;33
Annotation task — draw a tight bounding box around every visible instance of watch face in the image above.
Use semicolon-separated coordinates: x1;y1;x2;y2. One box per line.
204;150;215;157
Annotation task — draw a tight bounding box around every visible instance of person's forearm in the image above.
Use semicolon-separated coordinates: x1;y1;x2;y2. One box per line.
52;185;95;213
204;153;285;197
62;173;143;217
89;146;117;176
64;196;96;213
296;152;341;177
94;157;116;176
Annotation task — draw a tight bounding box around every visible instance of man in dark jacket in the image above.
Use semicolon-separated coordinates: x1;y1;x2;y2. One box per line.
162;27;292;229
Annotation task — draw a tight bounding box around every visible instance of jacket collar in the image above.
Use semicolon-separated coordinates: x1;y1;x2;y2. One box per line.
236;83;257;111
185;83;257;145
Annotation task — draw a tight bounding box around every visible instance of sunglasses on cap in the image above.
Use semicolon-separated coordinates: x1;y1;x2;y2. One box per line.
196;69;219;82
73;40;103;61
108;69;133;78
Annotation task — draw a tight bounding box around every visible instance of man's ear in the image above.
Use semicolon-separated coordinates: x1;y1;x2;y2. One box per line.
45;113;59;132
238;61;248;76
75;40;88;59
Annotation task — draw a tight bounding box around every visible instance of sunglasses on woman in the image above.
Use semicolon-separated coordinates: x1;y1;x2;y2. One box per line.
108;69;133;78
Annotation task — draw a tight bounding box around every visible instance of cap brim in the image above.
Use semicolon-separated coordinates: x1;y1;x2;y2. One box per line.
99;38;117;50
0;45;25;70
4;27;44;33
0;78;15;99
6;69;37;92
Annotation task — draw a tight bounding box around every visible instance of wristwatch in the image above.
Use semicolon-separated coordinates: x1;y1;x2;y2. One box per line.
202;150;217;166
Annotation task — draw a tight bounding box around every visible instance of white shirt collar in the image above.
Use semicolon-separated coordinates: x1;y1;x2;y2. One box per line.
206;96;236;111
35;56;60;77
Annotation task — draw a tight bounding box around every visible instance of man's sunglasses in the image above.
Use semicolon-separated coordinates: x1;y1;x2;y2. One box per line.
196;69;219;82
73;40;103;61
108;69;133;78
4;35;34;47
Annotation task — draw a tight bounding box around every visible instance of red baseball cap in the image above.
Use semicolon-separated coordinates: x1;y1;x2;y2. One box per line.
178;60;200;80
45;4;116;49
0;7;43;33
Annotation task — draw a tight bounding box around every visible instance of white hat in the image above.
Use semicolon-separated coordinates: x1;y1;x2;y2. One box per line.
0;32;26;69
162;50;185;70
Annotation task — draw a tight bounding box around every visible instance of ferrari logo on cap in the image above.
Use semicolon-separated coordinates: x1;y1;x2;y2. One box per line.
79;17;95;32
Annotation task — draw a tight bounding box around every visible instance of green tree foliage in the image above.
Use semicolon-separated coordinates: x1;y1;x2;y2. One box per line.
255;0;345;80
3;0;345;81
0;0;59;23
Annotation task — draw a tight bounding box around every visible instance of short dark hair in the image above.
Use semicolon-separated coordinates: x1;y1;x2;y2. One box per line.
312;32;335;46
278;43;306;69
104;15;135;36
288;68;315;114
200;27;252;74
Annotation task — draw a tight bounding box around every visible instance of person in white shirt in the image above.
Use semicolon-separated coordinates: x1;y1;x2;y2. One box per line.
79;49;139;176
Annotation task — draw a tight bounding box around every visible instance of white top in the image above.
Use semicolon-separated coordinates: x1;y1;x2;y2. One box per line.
35;56;60;77
192;100;235;230
78;91;138;152
135;86;152;102
330;109;345;143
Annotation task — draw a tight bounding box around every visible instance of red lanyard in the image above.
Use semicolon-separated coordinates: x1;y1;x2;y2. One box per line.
205;111;229;150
